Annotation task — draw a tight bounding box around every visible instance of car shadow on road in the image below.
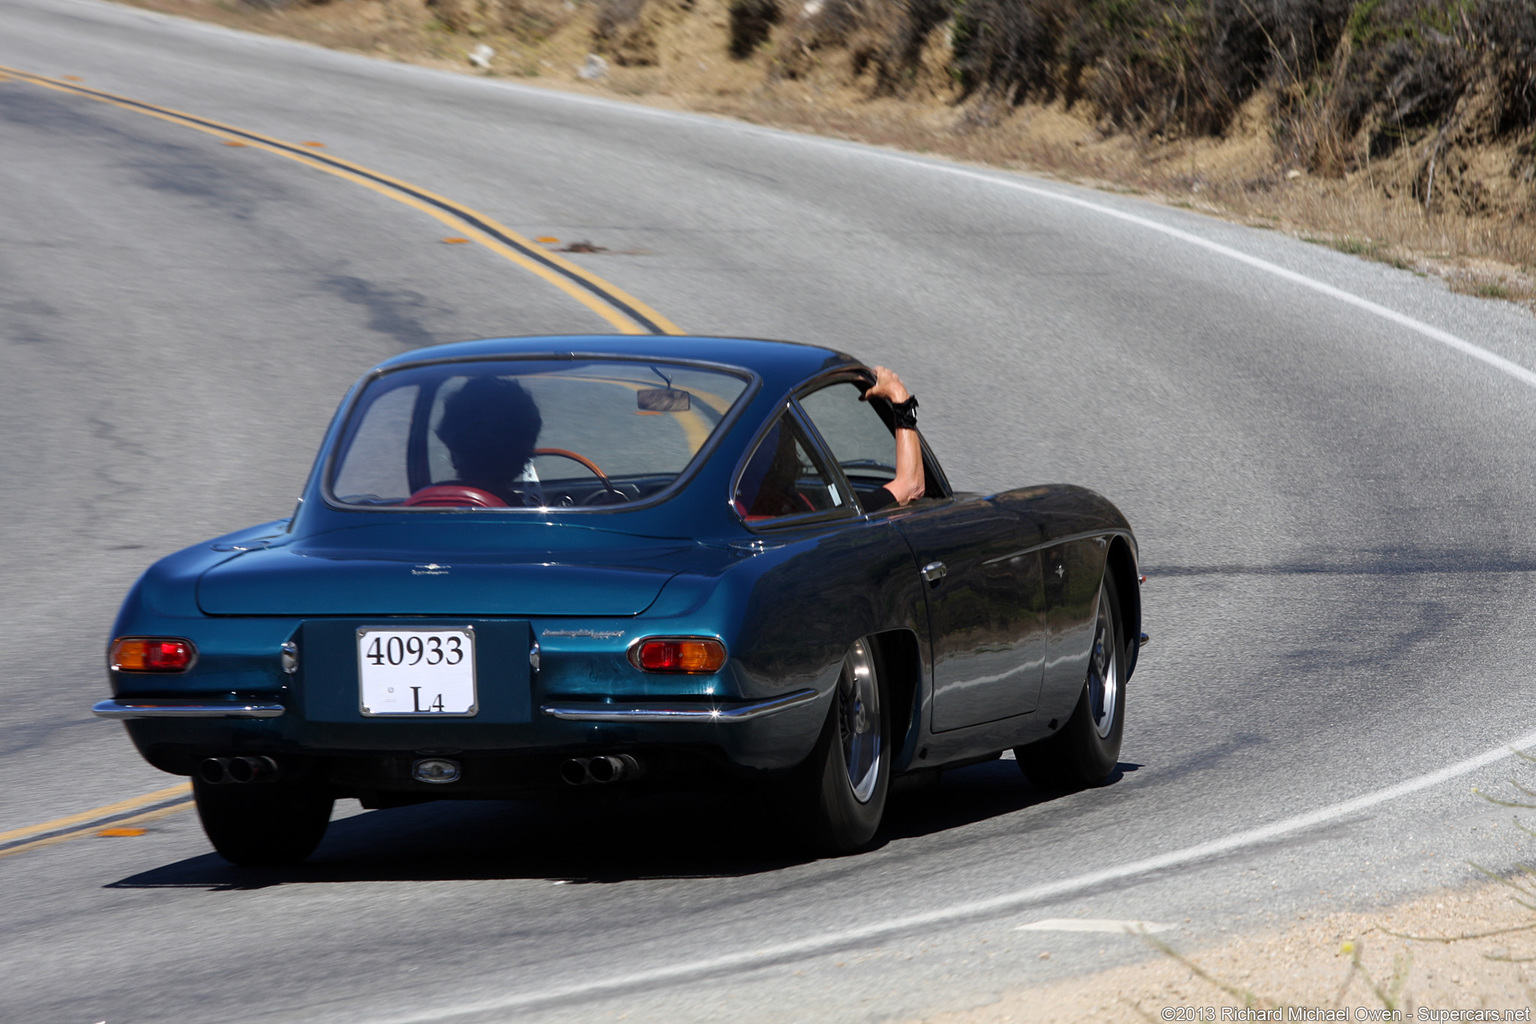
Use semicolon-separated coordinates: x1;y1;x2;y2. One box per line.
104;758;1143;891
107;792;799;890
881;757;1142;841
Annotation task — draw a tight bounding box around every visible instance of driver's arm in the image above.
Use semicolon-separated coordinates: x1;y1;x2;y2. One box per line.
861;366;925;507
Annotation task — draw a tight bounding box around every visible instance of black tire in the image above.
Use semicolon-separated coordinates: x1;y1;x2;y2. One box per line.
794;638;891;854
1016;575;1126;791
193;778;334;866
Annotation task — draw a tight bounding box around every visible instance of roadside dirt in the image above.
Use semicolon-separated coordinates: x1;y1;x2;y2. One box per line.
919;876;1536;1023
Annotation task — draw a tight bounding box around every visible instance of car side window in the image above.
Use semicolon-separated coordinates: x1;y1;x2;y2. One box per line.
734;411;845;520
797;381;900;508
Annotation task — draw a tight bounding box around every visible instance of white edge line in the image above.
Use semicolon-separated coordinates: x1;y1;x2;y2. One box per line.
902;162;1536;391
1015;919;1176;934
387;729;1536;1024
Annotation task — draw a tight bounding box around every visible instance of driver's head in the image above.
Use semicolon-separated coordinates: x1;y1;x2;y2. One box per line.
435;376;542;489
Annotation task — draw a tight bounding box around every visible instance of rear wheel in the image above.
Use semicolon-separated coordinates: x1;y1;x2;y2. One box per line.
193;778;334;866
1016;575;1126;790
798;638;890;853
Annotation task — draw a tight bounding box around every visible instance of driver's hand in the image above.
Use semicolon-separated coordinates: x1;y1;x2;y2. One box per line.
861;365;911;405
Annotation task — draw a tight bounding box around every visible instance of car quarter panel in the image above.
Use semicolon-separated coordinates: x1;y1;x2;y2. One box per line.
698;518;928;767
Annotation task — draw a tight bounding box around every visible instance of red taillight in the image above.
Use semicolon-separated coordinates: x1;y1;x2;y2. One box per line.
110;638;196;673
632;638;726;674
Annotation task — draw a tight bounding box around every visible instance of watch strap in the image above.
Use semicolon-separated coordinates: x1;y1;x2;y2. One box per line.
890;395;918;429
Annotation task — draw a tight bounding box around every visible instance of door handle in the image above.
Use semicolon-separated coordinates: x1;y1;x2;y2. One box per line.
921;561;947;585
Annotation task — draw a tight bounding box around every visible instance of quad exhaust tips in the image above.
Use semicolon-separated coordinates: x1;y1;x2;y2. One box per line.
198;756;278;785
560;754;642;786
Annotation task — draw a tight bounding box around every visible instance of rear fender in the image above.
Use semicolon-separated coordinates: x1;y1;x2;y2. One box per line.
1105;537;1143;680
867;629;923;772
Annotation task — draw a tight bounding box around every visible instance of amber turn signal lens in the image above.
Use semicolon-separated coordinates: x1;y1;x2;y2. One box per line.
633;638;726;673
111;638;195;673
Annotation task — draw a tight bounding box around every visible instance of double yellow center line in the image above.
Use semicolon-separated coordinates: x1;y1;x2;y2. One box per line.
0;782;193;860
0;64;682;336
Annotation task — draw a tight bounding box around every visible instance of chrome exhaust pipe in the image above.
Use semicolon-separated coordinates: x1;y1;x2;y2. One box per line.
198;756;278;784
197;757;229;785
586;754;642;784
226;755;278;784
559;758;592;786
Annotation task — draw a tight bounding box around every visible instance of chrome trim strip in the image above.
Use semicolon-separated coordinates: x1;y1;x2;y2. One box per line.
540;688;817;723
92;699;286;719
980;527;1136;567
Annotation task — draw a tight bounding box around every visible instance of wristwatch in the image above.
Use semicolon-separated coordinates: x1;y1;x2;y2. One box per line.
889;395;918;429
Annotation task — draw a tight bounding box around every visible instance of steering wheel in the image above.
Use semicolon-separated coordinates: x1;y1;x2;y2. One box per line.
403;485;507;508
533;447;624;504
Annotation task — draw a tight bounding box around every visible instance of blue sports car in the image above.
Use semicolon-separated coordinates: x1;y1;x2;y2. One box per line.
96;335;1143;862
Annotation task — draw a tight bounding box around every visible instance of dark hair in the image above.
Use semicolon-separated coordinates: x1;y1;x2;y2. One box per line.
435;376;542;490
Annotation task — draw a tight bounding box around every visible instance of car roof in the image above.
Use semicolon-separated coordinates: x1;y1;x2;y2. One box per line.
373;335;862;394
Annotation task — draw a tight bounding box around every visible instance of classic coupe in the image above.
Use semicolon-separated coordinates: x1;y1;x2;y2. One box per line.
96;335;1143;863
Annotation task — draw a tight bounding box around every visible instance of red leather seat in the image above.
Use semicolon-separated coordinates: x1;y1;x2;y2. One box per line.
402;485;507;508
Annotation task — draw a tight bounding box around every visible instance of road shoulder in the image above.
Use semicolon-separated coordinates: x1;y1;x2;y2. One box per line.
915;877;1535;1023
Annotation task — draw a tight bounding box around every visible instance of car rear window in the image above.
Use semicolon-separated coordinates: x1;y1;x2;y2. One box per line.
329;359;750;510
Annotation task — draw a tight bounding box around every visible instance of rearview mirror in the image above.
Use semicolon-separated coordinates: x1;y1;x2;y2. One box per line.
637;388;691;412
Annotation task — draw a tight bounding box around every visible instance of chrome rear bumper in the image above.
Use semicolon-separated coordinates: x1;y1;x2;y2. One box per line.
93;699;286;719
540;688;817;723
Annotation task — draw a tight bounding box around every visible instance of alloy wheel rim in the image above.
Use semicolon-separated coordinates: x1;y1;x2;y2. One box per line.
1087;592;1119;739
838;639;881;803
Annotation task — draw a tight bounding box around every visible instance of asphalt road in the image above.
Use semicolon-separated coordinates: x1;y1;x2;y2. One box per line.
4;1;1536;1020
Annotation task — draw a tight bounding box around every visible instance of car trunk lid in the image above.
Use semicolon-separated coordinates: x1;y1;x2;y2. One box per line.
195;522;694;617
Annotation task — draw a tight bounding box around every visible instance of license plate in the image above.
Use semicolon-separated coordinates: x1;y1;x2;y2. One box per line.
357;627;477;716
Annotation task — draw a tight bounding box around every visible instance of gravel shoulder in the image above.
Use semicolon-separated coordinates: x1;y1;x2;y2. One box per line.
914;877;1536;1022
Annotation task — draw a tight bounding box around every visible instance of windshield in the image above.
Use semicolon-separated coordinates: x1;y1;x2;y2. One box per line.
328;358;751;510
